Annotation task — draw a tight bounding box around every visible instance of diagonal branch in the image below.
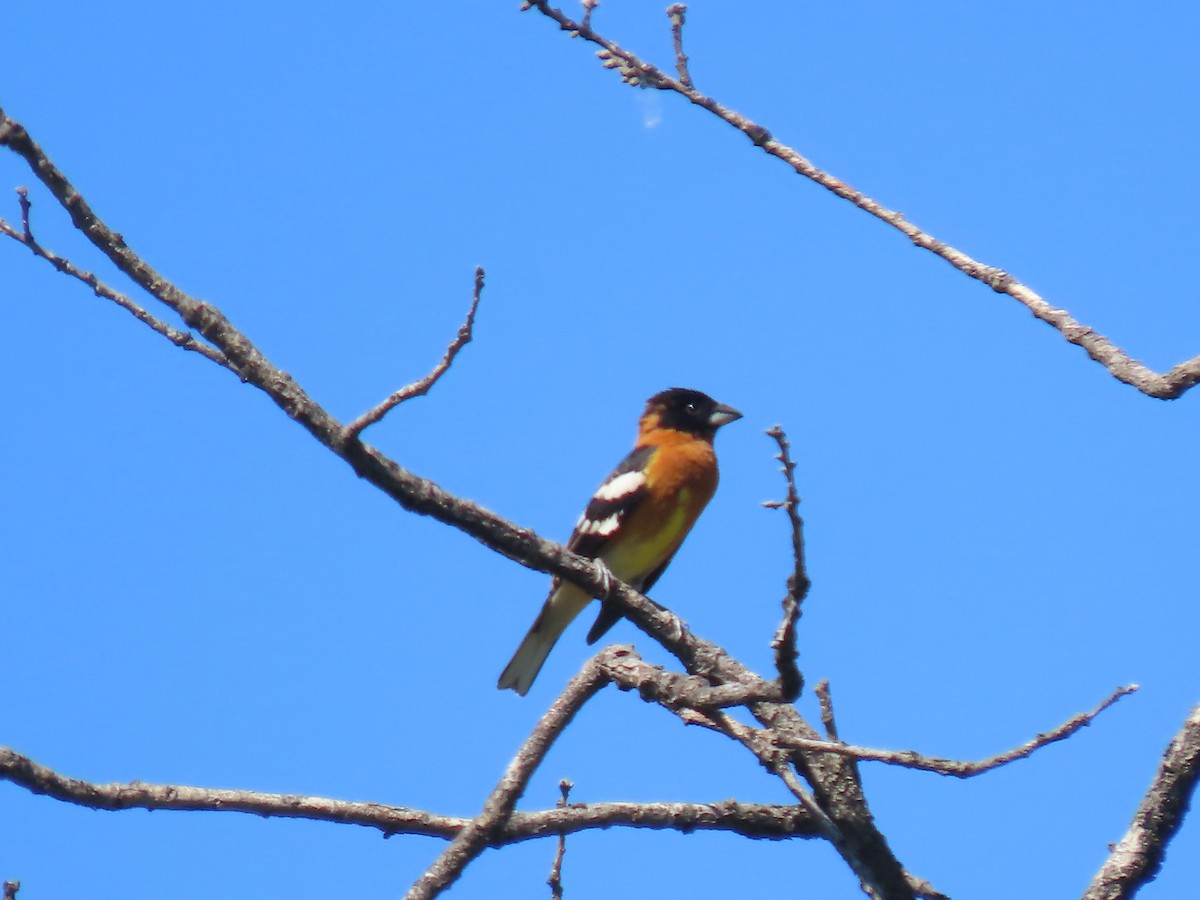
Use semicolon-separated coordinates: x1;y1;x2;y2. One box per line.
405;652;611;900
519;2;1200;401
0;203;232;371
342;266;485;442
1082;702;1200;900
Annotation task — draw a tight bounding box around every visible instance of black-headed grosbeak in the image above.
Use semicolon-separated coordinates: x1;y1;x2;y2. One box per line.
498;388;742;695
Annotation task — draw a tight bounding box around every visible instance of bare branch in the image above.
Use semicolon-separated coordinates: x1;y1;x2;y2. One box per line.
601;647;789;708
0;744;814;842
778;684;1139;777
343;266;485;442
762;425;809;700
816;679;840;741
604;654;930;900
510;797;818;842
16;186;33;244
579;0;598;32
518;4;1200;400
405;653;611;900
666;5;692;88
547;780;572;900
598;654;941;898
0;108;342;426
1083;702;1200;900
0;204;232;372
712;708;913;900
909;875;950;900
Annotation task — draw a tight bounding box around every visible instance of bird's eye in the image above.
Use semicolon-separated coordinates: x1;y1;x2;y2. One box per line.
685;402;698;414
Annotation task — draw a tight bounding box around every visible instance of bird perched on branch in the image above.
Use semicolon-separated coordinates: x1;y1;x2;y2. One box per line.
498;388;742;695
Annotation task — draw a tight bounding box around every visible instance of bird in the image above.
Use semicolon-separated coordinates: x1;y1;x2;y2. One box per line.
497;387;742;695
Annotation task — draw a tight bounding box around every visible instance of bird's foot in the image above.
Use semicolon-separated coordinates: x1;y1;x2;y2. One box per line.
593;559;615;600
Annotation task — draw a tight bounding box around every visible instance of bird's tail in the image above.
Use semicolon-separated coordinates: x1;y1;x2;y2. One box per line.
498;583;589;695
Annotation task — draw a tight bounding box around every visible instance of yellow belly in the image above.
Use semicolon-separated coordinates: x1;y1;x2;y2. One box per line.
602;488;695;583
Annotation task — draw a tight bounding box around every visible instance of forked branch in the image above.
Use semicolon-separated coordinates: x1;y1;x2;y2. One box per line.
0;194;232;371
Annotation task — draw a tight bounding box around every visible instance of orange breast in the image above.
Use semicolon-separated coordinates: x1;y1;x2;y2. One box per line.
602;431;718;582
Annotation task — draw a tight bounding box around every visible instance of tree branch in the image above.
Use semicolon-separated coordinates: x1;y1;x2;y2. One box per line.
776;684;1138;777
0;201;232;371
816;679;840;741
601;647;790;708
547;780;571;900
405;652;611;900
604;654;949;900
0;744;814;842
762;425;809;700
665;5;692;88
342;266;485;442
1082;702;1200;900
518;3;1200;400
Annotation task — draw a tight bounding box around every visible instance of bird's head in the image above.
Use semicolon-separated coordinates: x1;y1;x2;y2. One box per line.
640;388;742;439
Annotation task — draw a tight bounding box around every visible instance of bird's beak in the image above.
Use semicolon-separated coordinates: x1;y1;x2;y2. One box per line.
708;402;743;429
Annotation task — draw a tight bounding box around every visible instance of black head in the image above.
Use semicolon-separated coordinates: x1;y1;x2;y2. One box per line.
642;388;742;437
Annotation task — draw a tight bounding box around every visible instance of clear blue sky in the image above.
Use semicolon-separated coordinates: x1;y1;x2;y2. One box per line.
3;3;1198;898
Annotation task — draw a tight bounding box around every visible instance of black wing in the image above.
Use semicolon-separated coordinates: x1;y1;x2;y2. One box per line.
566;444;655;560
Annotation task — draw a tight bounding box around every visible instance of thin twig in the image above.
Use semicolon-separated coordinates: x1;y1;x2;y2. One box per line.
778;684;1138;778
520;2;1200;400
762;425;809;700
1083;702;1200;900
666;5;692;88
16;186;33;244
547;780;572;900
343;266;486;442
580;0;598;32
0;207;233;372
404;654;610;900
1;107;330;426
815;679;839;741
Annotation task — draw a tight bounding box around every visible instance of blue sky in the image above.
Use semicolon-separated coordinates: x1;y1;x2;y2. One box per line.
3;2;1198;898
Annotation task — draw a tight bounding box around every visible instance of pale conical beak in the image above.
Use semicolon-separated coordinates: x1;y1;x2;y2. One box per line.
708;402;743;429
